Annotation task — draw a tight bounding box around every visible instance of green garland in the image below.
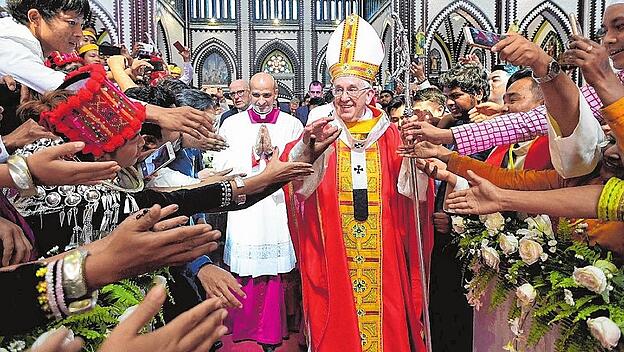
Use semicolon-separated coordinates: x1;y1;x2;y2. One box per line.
453;213;624;351
0;270;171;352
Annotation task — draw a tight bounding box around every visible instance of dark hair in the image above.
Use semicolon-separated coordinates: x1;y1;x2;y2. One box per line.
308;97;325;107
439;64;489;102
175;89;215;111
156;77;190;95
380;89;394;97
7;0;90;25
309;80;323;89
387;96;405;112
506;68;543;101
124;86;176;108
413;87;446;108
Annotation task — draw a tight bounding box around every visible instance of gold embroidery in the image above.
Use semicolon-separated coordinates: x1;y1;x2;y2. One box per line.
338;141;383;352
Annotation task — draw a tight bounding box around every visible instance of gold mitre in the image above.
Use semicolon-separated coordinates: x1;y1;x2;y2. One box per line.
327;14;385;83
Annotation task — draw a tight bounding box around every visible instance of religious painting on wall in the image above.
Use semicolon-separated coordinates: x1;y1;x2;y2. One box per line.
201;52;230;86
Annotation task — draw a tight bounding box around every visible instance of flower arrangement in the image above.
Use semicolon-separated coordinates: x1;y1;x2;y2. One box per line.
453;213;624;351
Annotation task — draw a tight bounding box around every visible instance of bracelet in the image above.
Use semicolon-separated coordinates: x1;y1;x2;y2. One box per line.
46;261;62;319
610;182;624;221
7;155;37;197
62;249;89;299
55;259;70;316
220;181;233;207
598;178;618;220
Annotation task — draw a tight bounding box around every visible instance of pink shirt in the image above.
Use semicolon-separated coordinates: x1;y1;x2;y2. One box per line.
450;71;623;155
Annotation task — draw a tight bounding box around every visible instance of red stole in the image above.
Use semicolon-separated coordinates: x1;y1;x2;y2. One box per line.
282;124;426;352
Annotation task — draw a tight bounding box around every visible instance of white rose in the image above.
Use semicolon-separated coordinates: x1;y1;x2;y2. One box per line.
587;317;621;350
573;266;608;294
518;238;543;265
525;214;554;238
451;216;466;234
516;283;537;306
481;246;500;270
31;327;75;349
564;289;575;306
498;234;519;255
483;212;506;233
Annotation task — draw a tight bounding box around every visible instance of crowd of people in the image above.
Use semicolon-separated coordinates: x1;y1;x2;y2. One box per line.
2;0;624;351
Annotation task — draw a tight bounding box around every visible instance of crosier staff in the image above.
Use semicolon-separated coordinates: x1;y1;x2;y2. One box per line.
389;9;433;352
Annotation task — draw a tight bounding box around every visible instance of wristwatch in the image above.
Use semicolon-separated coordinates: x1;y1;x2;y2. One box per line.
532;60;561;84
233;176;246;205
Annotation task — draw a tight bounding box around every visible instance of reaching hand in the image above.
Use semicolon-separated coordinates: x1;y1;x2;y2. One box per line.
182;131;228;152
400;120;454;145
410;61;426;83
458;54;482;67
300;117;341;163
147;105;215;141
84;204;221;288
98;285;227;352
445;170;505;215
26;142;121;185
3;119;57;152
262;147;315;183
397;141;451;161
197;168;246;184
563;35;624;106
468;102;506;123
197;264;246;308
492;34;552;77
414;158;455;184
0;216;32;267
178;47;191;63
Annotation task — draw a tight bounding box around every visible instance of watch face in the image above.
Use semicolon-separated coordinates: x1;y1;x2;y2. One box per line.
550;60;561;74
234;177;245;188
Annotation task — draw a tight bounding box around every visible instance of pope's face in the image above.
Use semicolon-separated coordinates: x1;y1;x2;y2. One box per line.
332;76;375;123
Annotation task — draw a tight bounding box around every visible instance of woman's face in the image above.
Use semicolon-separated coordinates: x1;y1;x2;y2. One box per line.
82;50;102;65
30;10;84;55
102;133;144;169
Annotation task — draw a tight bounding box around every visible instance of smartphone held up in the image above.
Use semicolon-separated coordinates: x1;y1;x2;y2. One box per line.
464;27;503;50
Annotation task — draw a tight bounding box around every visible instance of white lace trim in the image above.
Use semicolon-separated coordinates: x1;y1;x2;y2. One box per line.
224;240;297;277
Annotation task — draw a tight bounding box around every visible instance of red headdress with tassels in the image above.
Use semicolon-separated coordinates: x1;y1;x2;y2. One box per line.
40;64;145;157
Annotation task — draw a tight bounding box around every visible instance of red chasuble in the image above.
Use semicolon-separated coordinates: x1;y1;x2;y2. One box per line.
282;108;428;352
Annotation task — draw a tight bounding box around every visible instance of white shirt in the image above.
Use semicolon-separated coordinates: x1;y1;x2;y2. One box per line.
0;17;65;93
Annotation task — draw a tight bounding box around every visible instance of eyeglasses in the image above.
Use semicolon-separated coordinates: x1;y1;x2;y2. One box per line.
331;86;371;98
232;89;248;97
251;92;273;99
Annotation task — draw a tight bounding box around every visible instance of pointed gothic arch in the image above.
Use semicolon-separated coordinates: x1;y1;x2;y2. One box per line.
88;0;119;44
192;38;237;85
156;20;171;63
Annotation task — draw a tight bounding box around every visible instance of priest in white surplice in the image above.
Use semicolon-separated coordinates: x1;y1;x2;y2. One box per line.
212;72;303;350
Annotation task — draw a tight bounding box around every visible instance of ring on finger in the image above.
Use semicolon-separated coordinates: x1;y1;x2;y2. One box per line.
585;45;593;52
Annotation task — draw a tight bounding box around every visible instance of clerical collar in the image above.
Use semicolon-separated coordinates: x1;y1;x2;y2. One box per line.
248;107;279;124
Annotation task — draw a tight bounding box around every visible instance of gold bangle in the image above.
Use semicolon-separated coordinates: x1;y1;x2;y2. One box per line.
598;179;617;220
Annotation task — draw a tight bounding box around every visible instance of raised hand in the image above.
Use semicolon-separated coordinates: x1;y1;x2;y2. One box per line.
26;142;120;185
563;34;624;106
182;130;228;152
98;285;227;352
492;34;552;77
415;158;455;184
300;117;341;163
445;170;505;215
197;264;246;308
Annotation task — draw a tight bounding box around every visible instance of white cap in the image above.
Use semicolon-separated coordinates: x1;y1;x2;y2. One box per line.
326;14;384;83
